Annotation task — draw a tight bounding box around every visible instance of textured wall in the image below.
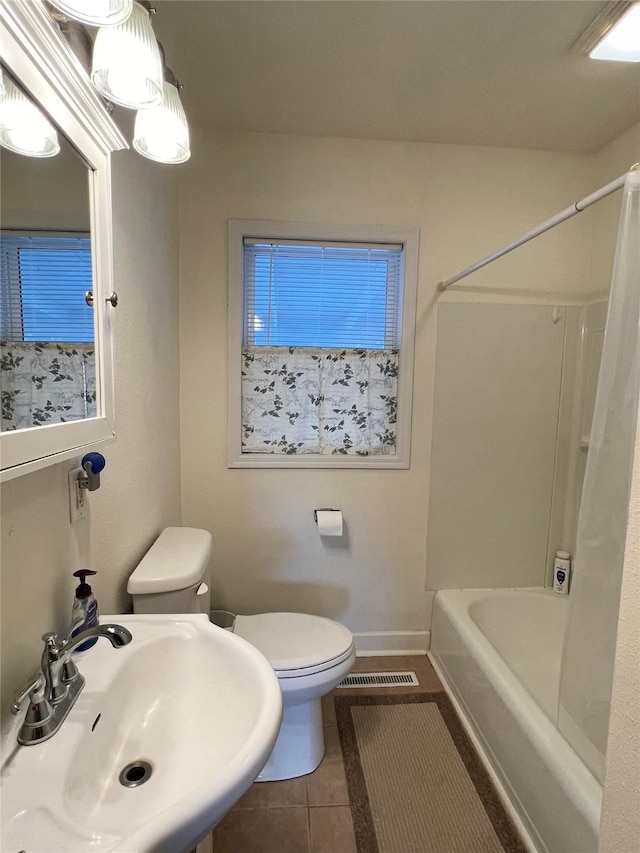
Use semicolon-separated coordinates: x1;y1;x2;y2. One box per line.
0;149;181;706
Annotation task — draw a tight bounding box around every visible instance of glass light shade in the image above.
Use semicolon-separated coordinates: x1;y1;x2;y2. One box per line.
91;1;163;109
0;76;60;157
133;81;191;163
590;3;640;62
0;67;6;100
47;0;133;27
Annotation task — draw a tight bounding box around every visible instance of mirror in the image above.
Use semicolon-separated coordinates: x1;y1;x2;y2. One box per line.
1;72;97;432
0;2;127;479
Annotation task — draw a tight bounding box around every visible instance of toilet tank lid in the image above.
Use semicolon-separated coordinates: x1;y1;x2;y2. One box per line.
127;527;213;595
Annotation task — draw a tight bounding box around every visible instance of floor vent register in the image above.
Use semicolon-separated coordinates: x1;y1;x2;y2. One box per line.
337;671;419;688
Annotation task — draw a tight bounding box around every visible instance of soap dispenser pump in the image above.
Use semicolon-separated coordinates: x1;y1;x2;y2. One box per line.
71;570;99;650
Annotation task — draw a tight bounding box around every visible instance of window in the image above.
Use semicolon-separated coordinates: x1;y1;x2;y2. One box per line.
244;241;402;349
1;234;96;431
229;221;419;468
1;234;93;343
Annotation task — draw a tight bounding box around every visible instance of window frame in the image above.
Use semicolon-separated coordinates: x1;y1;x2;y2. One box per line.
228;220;419;469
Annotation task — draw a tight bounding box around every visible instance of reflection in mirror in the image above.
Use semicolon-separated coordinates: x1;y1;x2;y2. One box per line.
0;68;60;157
0;70;96;432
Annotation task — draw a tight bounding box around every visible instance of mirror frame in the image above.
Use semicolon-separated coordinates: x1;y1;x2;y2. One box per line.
0;1;127;481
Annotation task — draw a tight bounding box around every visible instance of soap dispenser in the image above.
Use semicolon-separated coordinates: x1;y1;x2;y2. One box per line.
71;570;99;650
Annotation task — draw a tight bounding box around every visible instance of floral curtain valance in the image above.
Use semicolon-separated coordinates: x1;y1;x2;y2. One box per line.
1;341;96;430
241;346;399;455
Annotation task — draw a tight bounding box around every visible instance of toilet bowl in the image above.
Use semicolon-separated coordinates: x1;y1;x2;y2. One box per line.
127;527;355;781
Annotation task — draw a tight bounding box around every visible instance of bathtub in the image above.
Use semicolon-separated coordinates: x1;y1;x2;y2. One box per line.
428;588;602;853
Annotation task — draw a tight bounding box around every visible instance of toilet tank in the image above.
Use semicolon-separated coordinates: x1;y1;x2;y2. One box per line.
127;527;213;615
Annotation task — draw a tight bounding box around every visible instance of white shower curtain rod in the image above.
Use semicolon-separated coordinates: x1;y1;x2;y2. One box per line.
437;163;640;292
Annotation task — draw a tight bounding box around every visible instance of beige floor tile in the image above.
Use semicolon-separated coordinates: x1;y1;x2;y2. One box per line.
232;775;308;809
212;654;448;850
411;658;444;692
307;728;350;806
309;806;357;853
212;806;309;853
325;724;345;759
351;655;400;672
321;693;337;726
352;653;429;672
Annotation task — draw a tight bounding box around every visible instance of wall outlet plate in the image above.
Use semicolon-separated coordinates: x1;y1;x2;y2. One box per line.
68;468;87;522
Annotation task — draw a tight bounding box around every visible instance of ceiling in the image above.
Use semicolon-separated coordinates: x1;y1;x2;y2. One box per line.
152;1;640;152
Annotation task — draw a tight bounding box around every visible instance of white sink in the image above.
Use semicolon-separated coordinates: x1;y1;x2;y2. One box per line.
1;613;282;852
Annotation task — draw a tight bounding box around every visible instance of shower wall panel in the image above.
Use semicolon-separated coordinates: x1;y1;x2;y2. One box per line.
426;302;565;589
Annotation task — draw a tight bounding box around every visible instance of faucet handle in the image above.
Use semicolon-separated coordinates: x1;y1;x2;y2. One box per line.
11;672;46;715
42;631;66;662
42;630;60;646
11;671;54;732
40;632;68;703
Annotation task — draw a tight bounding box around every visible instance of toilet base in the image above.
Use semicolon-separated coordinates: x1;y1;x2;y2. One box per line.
256;698;325;781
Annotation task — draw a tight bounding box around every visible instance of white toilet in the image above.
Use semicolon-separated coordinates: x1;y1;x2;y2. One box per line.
127;526;356;781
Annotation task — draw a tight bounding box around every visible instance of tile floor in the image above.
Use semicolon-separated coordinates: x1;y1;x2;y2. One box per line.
204;655;443;853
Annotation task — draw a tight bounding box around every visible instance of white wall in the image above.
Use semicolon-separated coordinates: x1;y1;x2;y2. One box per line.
178;130;593;646
0;149;182;705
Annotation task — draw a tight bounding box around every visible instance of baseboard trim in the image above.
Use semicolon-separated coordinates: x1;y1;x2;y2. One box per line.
353;630;430;656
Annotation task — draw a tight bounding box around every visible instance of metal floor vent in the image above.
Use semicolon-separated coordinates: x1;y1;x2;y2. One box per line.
337;671;419;688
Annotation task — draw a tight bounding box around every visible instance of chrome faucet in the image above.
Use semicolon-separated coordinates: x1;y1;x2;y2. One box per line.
11;623;132;746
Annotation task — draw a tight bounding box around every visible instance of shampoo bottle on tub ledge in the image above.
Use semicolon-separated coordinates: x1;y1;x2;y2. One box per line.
553;551;572;594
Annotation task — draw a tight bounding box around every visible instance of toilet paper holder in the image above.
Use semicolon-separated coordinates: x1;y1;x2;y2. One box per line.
313;508;340;523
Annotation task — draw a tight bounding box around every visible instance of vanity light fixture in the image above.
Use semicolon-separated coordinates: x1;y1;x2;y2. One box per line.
41;0;191;164
91;0;163;109
133;65;190;163
573;1;640;62
47;0;133;28
0;75;60;158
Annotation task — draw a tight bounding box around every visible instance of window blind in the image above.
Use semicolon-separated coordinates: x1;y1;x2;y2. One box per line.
0;235;93;342
243;239;403;349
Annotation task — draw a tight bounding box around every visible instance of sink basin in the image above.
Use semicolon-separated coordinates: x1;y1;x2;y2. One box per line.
1;613;282;852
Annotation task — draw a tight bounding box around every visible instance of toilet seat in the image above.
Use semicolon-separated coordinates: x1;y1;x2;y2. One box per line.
234;612;354;678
